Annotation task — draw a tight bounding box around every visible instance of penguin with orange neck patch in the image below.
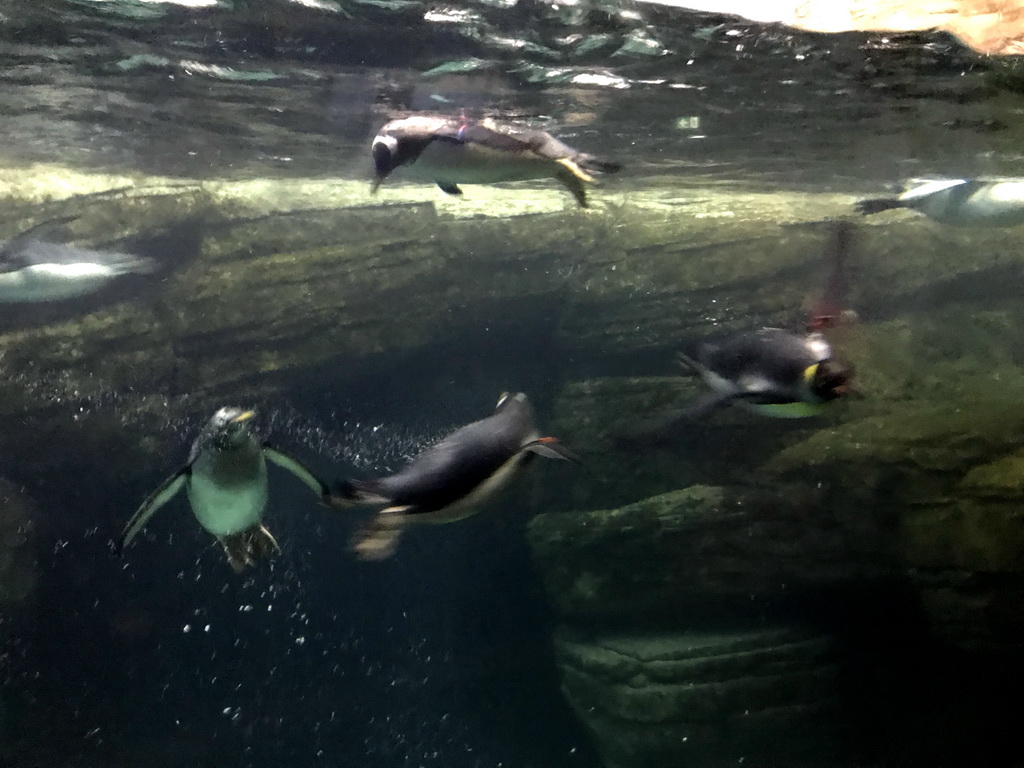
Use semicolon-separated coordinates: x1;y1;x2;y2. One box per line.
333;392;577;560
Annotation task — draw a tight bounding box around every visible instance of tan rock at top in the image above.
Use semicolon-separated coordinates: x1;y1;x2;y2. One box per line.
646;0;1024;55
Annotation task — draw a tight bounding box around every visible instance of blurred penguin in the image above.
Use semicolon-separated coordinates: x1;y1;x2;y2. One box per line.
370;114;621;207
855;179;1024;227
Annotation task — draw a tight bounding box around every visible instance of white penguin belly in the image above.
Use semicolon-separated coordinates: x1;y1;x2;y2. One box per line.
410;142;552;184
415;452;528;526
0;263;118;302
915;181;1024;227
187;469;268;536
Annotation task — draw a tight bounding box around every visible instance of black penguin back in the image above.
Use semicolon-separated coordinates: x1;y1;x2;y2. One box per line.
700;329;827;392
373;394;537;514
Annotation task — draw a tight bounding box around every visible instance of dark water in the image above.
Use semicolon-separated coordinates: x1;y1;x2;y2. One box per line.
2;2;1024;768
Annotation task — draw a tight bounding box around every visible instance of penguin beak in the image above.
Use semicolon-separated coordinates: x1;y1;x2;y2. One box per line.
231;410;256;424
370;175;386;194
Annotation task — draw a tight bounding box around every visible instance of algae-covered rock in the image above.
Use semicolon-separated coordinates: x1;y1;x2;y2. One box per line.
767;393;1024;477
528;483;895;623
556;628;848;768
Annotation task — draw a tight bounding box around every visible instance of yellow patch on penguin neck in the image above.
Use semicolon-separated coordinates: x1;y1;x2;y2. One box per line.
802;363;820;384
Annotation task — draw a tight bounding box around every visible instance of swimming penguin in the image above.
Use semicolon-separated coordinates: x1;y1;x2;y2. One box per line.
332;392;577;560
673;328;854;419
619;222;858;442
671;222;857;420
855;179;1024;227
370;115;621;207
118;407;331;572
0;216;157;303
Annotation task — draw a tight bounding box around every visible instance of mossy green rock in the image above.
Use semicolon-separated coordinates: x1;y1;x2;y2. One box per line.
556;628;847;768
528;483;894;622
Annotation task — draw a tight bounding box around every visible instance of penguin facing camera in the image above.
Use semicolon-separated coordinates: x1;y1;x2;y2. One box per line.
370;114;621;208
0;215;158;304
331;392;578;561
855;179;1024;227
118;407;331;572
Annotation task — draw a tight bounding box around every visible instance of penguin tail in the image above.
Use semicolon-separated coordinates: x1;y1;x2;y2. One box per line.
330;479;390;507
220;524;280;572
578;155;622;175
854;197;903;216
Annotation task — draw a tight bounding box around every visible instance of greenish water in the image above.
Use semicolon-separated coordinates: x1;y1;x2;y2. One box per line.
1;2;1024;768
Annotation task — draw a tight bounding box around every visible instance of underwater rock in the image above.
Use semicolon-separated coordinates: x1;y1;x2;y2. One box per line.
555;627;848;768
528;483;895;623
758;370;1024;653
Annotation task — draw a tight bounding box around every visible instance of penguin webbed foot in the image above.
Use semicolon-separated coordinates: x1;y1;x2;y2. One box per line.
350;505;412;561
220;525;279;572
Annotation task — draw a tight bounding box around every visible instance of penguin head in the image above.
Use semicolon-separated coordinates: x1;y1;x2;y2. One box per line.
805;358;855;403
205;406;257;450
370;134;401;192
494;391;533;419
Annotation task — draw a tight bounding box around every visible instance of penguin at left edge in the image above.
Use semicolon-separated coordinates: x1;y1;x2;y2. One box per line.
370;114;622;207
329;392;578;561
0;215;158;304
118;407;331;572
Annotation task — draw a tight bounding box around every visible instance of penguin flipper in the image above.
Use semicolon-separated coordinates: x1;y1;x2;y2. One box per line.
524;437;580;462
437;182;463;196
262;443;330;502
118;469;189;554
616;391;754;444
0;215;80;271
677;390;753;419
854;197;903;216
350;505;414;561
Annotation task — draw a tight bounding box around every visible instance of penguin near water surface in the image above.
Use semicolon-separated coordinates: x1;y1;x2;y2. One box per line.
370;115;621;207
118;408;331;572
855;179;1024;227
332;392;578;561
0;216;157;304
